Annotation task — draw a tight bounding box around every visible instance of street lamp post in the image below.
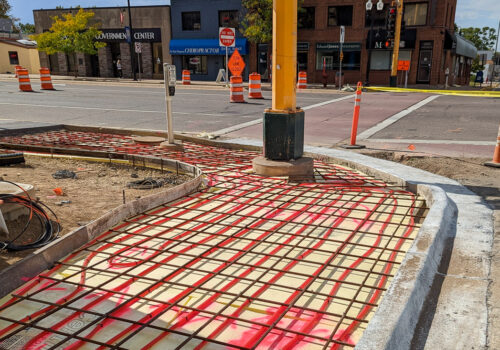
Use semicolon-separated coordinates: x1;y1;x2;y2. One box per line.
365;0;384;86
127;0;137;81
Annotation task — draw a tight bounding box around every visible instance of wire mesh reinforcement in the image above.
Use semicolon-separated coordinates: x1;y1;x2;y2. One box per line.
0;130;426;349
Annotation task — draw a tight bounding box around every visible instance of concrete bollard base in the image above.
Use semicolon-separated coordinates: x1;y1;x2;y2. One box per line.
252;156;314;178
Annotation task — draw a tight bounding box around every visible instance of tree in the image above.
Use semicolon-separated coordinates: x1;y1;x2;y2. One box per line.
458;26;497;50
0;0;11;19
241;0;304;44
18;23;35;34
31;8;105;77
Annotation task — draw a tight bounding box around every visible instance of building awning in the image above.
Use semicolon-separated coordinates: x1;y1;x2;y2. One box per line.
455;34;477;58
169;39;248;55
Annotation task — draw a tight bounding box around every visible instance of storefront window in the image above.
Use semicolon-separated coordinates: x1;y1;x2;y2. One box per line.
316;49;360;70
182;55;208;75
404;3;428;26
219;10;239;29
328;6;353;26
182;11;201;31
370;51;391;70
298;7;315;29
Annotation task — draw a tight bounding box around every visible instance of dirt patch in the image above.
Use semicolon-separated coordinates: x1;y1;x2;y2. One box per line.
0;155;191;270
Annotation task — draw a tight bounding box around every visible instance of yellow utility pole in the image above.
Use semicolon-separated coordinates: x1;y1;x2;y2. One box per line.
272;0;297;112
253;0;313;176
390;0;404;87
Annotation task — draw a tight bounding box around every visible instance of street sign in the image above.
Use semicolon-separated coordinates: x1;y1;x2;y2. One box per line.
219;27;236;47
228;49;245;76
397;60;410;71
135;42;142;54
340;25;345;43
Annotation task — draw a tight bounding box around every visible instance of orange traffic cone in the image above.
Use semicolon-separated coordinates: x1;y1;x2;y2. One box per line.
248;73;264;99
40;67;55;90
17;69;33;92
485;124;500;168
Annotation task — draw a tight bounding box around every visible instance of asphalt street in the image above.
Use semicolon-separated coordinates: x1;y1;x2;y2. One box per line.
0;80;343;134
0;79;498;157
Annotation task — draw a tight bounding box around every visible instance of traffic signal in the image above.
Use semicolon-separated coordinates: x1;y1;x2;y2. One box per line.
385;39;394;49
387;6;396;40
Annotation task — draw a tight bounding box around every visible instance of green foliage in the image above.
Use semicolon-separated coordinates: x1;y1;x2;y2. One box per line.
0;0;11;19
458;26;497;50
471;56;484;73
18;22;35;34
31;8;105;56
241;0;304;44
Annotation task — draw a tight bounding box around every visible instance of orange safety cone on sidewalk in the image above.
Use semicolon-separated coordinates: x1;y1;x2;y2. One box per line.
342;82;365;149
297;71;307;89
485;124;500;168
248;73;264;99
182;70;191;85
17;68;33;92
39;67;55;90
14;65;22;78
230;76;245;103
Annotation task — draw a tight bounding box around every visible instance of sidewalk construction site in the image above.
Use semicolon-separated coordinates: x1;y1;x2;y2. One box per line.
0;122;491;349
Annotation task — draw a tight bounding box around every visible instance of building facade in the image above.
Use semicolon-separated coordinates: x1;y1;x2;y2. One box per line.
33;6;171;79
284;0;475;86
0;38;40;74
169;0;249;81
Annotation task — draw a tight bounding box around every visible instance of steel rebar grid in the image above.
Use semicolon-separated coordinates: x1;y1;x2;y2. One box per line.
0;130;425;349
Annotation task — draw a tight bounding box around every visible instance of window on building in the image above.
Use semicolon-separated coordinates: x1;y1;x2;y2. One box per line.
219;10;239;29
182;11;201;31
404;3;428;26
182;55;208;75
316;49;360;70
8;51;19;65
298;7;315;29
328;6;353;26
370;51;392;70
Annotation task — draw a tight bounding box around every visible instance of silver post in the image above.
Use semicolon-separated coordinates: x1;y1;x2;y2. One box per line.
225;46;229;87
405;69;408;88
163;63;174;144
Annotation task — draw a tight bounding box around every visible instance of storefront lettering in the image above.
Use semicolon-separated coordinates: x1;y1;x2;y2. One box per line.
96;28;161;42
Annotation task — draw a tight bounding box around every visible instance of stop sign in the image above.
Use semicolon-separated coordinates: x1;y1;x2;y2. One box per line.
219;27;235;47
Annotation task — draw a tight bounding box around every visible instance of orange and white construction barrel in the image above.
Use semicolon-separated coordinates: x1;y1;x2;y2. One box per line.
182;70;191;85
248;73;264;99
297;71;307;89
39;67;55;90
17;69;33;92
230;76;245;103
485;124;500;168
14;65;22;78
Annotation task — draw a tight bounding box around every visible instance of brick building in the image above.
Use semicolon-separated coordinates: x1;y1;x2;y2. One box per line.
33;6;172;79
248;0;475;86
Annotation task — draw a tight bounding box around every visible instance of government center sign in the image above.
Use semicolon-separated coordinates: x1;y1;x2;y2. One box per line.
95;28;161;42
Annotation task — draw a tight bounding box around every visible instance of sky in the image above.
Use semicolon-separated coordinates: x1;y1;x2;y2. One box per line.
8;0;500;30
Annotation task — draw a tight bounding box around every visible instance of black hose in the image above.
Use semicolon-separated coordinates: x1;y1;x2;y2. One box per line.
0;181;61;251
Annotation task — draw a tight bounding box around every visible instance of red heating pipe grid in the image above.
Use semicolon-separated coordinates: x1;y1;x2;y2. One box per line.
0;130;419;349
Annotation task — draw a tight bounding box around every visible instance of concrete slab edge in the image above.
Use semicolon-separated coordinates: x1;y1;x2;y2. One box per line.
0;159;203;299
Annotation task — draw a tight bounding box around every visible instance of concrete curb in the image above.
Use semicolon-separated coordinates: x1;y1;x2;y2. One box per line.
0;157;203;299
